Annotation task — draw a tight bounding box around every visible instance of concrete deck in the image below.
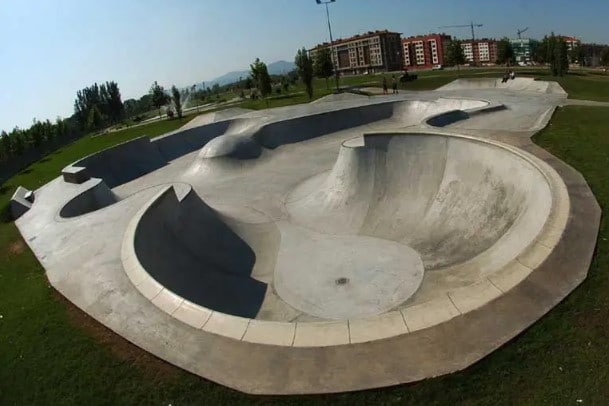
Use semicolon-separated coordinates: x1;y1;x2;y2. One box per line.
13;79;600;394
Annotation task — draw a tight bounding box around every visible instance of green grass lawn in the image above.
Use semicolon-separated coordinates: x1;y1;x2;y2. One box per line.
1;76;609;404
334;67;609;101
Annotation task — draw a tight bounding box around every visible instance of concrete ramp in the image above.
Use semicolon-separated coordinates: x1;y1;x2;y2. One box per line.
130;185;266;318
60;178;117;218
253;102;395;149
438;77;565;94
286;133;552;271
69;137;167;188
187;98;490;166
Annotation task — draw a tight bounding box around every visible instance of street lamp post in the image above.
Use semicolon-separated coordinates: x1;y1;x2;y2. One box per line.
316;0;340;93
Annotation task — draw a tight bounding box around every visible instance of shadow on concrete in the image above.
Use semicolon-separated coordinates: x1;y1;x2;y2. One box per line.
134;186;265;318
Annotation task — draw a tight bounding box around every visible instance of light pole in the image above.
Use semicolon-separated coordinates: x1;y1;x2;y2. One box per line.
316;0;340;92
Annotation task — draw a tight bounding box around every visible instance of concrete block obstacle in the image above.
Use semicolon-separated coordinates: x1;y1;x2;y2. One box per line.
10;186;34;219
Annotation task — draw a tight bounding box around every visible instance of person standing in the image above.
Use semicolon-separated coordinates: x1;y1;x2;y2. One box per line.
382;76;388;94
391;75;398;94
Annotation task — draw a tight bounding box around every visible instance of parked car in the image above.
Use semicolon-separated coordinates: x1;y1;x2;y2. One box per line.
432;64;443;70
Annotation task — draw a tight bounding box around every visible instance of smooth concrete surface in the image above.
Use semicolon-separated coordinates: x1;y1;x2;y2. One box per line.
13;79;601;394
437;77;567;95
59;178;117;218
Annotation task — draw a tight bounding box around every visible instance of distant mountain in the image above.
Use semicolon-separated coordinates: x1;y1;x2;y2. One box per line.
198;60;296;89
267;60;297;75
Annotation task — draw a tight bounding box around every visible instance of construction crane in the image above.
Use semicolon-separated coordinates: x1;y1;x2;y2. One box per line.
438;21;483;41
517;27;529;39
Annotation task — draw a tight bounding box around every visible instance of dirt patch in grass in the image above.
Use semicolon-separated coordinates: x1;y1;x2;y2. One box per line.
7;239;25;256
53;290;182;382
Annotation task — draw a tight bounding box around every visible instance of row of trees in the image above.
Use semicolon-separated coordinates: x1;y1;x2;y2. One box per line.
74;81;124;131
1;78;189;163
0;117;72;162
245;47;333;103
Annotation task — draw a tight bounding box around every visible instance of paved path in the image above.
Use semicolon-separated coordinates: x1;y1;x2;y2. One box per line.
562;99;609;107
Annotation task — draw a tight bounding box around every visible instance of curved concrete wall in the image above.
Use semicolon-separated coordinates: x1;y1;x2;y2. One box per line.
59;179;117;218
253;102;395;149
72;137;166;188
64;98;491;188
153;120;234;161
287;133;552;270
64;122;236;188
132;185;265;318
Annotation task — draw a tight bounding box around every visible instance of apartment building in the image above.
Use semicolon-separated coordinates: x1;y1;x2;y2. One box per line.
460;39;498;65
561;36;581;51
310;30;403;75
402;33;452;69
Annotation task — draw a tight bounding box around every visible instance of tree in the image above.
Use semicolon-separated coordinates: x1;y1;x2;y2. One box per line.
0;130;11;160
171;86;183;119
11;128;25;156
295;47;314;100
313;47;334;89
73;81;124;130
445;40;467;74
29;120;44;148
150;81;169;118
86;106;103;131
542;33;569;77
569;45;585;66
556;37;569;76
496;38;515;66
250;58;272;99
104;81;124;123
530;37;546;64
554;36;569;76
250;58;262;86
74;83;101;129
55;117;68;138
601;48;609;71
244;77;253;90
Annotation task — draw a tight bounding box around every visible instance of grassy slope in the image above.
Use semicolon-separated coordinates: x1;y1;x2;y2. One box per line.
1;77;609;404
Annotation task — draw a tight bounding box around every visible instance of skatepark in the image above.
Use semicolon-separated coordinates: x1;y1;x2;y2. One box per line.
11;77;599;394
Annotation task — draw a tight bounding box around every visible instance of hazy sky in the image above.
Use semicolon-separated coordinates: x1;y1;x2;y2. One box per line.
1;0;608;131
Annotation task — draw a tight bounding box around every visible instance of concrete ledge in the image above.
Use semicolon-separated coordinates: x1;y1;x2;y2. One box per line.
59;178;117;218
401;295;461;332
293;321;350;347
349;311;408;344
62;166;90;184
10;186;33;219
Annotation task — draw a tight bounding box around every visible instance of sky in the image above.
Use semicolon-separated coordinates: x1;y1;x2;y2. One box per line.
1;0;608;132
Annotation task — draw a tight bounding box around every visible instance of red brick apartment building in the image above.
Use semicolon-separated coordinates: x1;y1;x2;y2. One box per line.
402;33;452;69
460;39;498;65
310;30;403;75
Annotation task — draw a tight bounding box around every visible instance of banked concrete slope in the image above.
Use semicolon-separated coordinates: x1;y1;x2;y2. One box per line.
438;77;567;95
286;133;551;271
132;184;266;318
